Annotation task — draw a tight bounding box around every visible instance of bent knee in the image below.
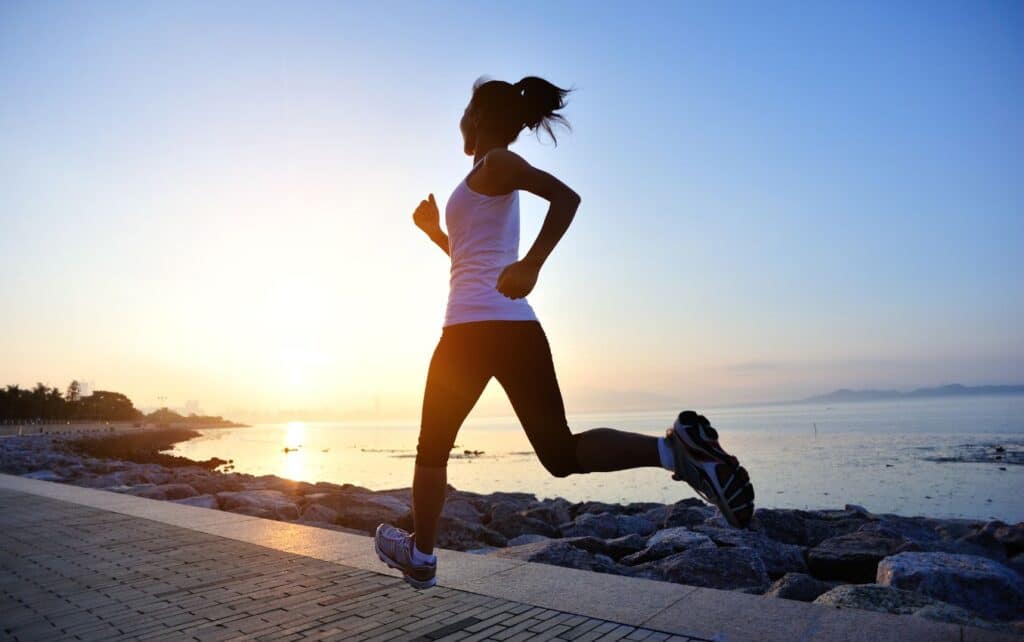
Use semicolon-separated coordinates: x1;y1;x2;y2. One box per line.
537;441;583;478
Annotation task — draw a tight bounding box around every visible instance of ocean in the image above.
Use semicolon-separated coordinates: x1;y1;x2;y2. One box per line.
165;395;1024;523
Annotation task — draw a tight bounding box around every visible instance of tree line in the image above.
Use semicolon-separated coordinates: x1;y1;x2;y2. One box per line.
0;381;142;422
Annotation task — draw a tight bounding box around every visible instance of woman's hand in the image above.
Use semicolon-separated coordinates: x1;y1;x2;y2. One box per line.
496;260;540;299
413;193;441;235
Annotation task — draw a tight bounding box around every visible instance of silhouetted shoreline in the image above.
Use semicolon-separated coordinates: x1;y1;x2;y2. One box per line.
0;429;1021;632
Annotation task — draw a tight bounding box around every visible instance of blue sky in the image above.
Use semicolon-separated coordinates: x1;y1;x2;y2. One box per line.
1;1;1021;419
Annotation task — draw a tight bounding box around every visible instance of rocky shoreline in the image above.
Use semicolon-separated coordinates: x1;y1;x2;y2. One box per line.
2;429;1022;634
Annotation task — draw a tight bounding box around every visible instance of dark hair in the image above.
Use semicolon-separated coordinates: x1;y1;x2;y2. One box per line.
470;76;572;145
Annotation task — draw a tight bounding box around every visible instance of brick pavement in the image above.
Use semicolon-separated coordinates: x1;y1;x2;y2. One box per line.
0;489;706;641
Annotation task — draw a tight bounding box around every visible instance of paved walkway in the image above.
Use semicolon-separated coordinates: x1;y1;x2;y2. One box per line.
0;489;703;641
0;475;1011;642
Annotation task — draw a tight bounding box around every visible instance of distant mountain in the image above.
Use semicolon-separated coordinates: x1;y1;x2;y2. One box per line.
800;384;1024;404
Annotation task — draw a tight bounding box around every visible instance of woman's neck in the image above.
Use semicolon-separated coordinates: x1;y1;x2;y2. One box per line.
472;139;508;166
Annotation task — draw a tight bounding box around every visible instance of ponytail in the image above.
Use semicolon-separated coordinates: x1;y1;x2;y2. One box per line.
513;76;572;144
470;75;573;145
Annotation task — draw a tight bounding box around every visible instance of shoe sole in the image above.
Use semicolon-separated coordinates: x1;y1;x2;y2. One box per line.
671;415;754;529
373;538;437;590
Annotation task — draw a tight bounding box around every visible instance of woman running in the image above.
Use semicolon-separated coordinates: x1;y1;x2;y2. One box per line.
375;76;755;589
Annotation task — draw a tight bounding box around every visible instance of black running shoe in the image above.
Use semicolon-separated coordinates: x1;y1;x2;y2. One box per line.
667;410;755;529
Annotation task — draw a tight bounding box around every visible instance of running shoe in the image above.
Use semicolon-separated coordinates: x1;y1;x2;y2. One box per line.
667;410;755;529
374;523;437;589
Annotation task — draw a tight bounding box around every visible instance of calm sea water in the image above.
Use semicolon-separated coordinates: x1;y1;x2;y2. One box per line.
166;396;1024;522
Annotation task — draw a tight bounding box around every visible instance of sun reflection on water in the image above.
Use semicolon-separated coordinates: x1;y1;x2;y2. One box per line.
282;421;306;481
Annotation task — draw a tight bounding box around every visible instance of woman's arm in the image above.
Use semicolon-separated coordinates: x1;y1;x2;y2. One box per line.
485;150;581;299
413;193;450;257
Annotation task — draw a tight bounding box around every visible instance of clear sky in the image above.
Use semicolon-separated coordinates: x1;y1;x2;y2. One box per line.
1;1;1021;421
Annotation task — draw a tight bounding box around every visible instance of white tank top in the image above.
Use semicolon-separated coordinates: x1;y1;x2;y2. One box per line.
443;159;538;327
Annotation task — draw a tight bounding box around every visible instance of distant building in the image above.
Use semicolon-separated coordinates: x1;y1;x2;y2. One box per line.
184;400;202;416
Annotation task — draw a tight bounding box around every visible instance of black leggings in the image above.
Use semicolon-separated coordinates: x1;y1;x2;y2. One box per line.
416;320;584;477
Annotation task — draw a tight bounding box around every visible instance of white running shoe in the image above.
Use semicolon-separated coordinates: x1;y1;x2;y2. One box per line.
374;523;437;589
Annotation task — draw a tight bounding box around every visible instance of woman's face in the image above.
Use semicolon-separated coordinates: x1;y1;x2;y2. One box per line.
460;104;476;156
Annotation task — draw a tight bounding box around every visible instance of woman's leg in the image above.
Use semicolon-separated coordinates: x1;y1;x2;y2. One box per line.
413;325;492;553
495;322;661;476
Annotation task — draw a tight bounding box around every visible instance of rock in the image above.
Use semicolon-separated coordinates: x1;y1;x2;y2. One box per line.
311;491;409;532
487;513;559;540
129;483;198;501
934;519;982;542
522;499;573;527
433;516;507;551
642;504;711;529
442;498;484;523
993;523;1024;555
877;552;1024;620
507;534;551;547
647;527;716;552
173;494;219;509
751;508;809;545
654;547;770;593
615;514;657;537
765;573;833;602
694;525;808;578
491;540;620;574
1009;553;1024;577
20;470;64;482
958;521;1014;561
300;503;338;524
864;516;941;543
216;490;300;521
560;512;617;539
814;584;941;614
602;534;649;559
574;501;623;516
844;504;871;516
913;603;1019;633
620;529;716;566
561;536;609;555
808;527;916;582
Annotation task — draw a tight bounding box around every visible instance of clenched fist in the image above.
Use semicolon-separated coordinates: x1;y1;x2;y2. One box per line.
413;193;441;235
496;260;540;299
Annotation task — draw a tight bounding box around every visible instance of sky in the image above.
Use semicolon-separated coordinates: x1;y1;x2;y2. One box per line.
1;1;1022;421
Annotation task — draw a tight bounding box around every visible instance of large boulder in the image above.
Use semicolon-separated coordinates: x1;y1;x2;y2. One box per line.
808;527;915;582
173;494;218;509
765;573;833;602
653;546;770;593
216;490;300;521
877;552;1024;620
491;540;620;574
309;491;409;532
694;526;808;578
